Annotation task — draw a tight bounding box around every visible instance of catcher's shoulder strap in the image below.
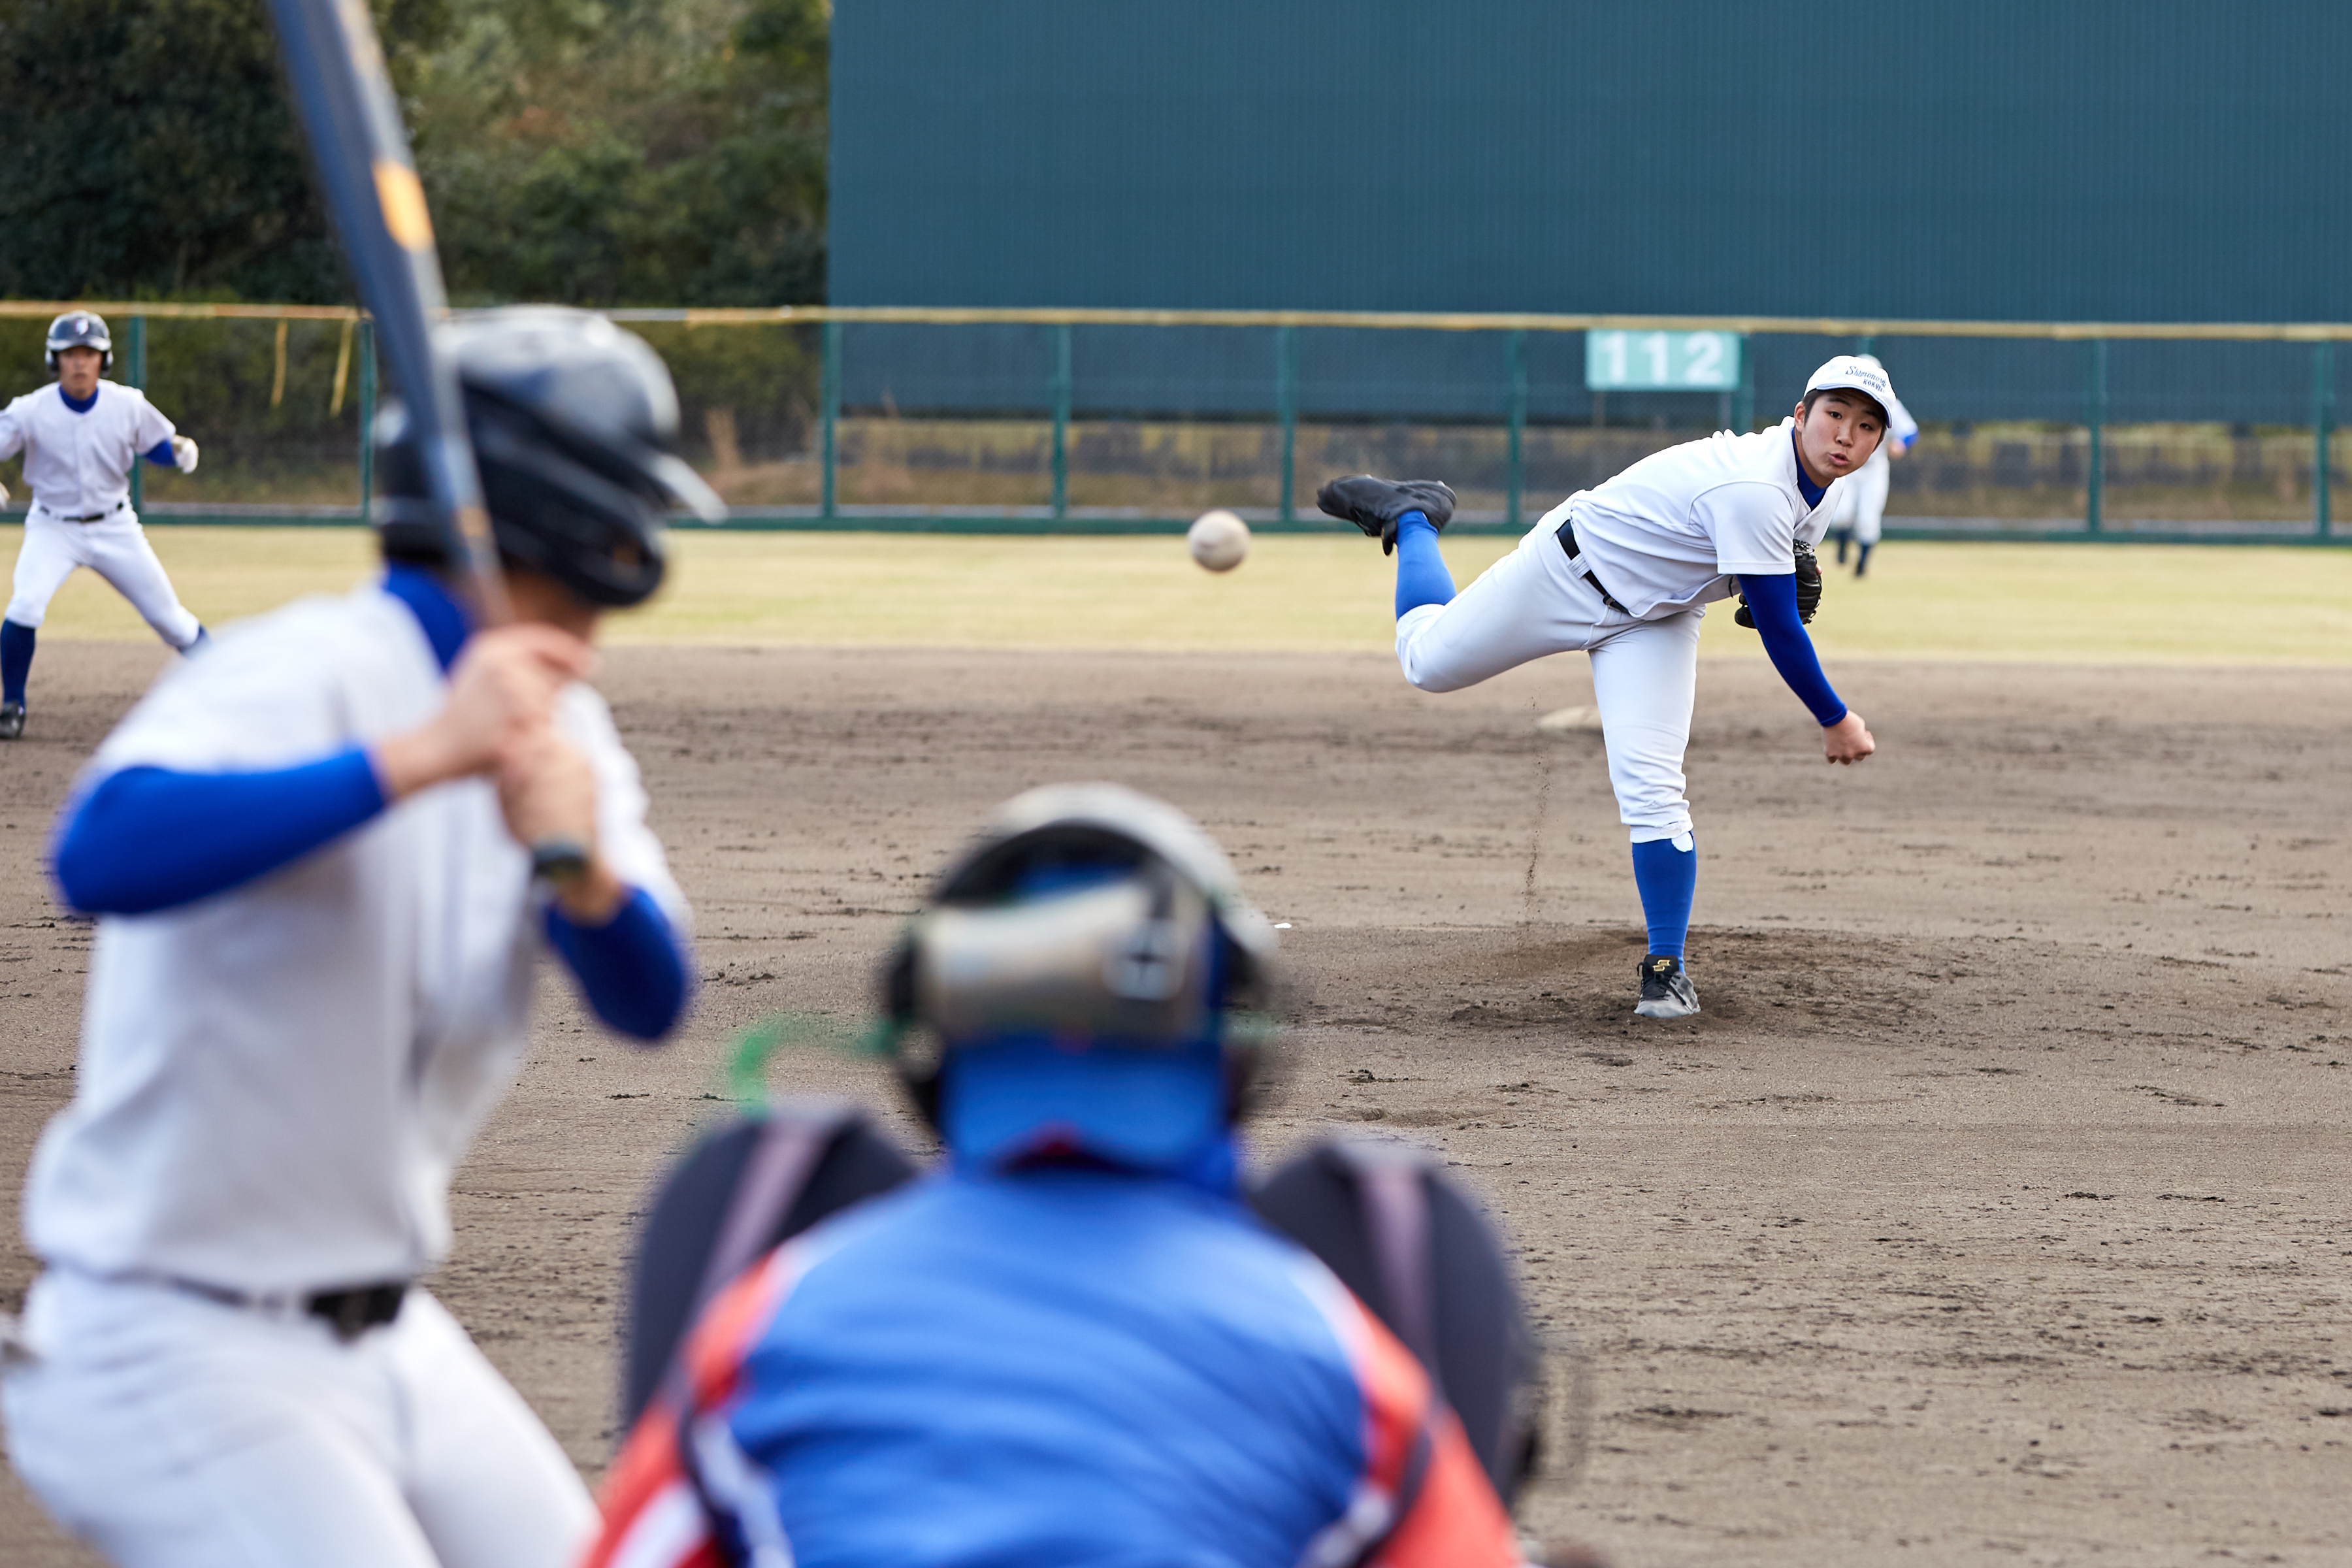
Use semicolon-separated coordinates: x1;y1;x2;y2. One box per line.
1251;1137;1541;1511
623;1100;918;1426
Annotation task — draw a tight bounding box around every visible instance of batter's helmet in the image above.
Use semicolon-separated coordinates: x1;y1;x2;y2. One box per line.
881;783;1284;1169
45;312;111;373
374;307;723;608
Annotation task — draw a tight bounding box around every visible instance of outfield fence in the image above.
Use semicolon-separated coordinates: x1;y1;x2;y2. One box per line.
1;302;2346;544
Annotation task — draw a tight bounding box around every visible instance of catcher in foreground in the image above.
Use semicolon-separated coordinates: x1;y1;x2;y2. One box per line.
589;783;1546;1568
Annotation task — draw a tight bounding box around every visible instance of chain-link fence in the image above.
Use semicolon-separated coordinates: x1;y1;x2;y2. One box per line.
1;303;2342;540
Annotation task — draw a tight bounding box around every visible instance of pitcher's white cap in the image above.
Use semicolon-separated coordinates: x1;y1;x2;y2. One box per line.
1806;355;1896;417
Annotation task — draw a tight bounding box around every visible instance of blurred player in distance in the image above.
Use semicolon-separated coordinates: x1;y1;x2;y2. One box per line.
588;783;1531;1568
1825;353;1918;576
0;311;206;740
1321;357;1891;1021
1;308;721;1568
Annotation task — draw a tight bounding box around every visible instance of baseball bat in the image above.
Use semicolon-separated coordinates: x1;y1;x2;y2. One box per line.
262;0;587;881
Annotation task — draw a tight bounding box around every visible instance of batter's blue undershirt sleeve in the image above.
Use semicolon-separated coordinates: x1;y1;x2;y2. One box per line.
544;888;692;1042
142;438;176;467
51;749;387;915
1736;573;1848;727
1393;512;1456;617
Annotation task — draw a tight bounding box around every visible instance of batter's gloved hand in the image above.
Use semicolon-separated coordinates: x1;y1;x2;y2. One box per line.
1317;475;1458;555
171;436;199;474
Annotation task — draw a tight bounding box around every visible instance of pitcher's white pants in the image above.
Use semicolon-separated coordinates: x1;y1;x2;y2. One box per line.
2;1270;595;1568
1396;514;1703;841
7;508;202;646
1828;446;1891;546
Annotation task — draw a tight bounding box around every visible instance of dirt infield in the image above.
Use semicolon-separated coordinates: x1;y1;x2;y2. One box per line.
3;642;2347;1567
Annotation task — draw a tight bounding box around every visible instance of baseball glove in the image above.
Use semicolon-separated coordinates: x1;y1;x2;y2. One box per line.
1733;541;1823;629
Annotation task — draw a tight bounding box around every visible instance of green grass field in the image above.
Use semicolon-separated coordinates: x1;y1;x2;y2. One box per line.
8;525;2349;664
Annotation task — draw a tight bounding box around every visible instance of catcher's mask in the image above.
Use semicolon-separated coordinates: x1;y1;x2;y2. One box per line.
881;783;1282;1172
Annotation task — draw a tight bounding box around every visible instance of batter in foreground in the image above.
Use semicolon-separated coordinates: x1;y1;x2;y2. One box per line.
1;310;717;1568
1320;356;1889;1020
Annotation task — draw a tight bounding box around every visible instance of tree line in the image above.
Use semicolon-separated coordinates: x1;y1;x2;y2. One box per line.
0;0;828;308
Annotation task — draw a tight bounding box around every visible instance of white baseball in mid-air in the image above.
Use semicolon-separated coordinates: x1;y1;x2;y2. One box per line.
1187;508;1250;572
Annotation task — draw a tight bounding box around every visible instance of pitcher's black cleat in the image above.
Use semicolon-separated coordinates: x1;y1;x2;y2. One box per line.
0;701;22;740
1316;476;1458;555
1634;953;1699;1019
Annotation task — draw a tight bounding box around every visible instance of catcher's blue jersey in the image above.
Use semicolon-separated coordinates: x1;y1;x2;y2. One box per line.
589;1166;1520;1568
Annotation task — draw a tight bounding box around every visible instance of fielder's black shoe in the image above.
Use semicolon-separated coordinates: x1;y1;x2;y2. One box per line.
1316;476;1458;555
0;701;22;740
1634;953;1699;1019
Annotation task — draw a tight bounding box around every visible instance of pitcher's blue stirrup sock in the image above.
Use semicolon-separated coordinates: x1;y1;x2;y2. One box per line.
1;619;35;704
1630;835;1697;958
1393;512;1456;617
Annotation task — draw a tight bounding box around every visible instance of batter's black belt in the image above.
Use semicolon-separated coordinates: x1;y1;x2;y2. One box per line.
97;1270;410;1341
1556;516;1629;613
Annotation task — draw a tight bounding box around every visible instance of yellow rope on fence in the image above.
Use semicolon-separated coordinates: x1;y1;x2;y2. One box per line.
4;298;2349;342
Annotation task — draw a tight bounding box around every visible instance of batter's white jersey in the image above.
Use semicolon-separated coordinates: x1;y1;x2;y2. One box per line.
1565;418;1838;620
20;581;689;1296
0;382;175;517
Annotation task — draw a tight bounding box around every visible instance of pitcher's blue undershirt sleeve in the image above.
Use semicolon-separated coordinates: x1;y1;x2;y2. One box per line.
52;750;387;915
544;887;692;1042
143;438;176;466
1735;573;1848;727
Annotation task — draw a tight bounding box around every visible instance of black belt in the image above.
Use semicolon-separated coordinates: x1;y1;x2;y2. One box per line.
156;1273;410;1341
1556;517;1629;613
48;501;126;524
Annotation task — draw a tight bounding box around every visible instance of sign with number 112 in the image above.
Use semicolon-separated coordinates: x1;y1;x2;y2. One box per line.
1584;330;1741;391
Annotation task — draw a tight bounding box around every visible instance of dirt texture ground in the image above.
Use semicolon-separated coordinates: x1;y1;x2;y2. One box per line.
3;643;2347;1568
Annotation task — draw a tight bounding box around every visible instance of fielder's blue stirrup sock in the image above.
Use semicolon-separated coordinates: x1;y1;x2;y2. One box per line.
1392;512;1456;617
1630;834;1697;960
1;619;35;704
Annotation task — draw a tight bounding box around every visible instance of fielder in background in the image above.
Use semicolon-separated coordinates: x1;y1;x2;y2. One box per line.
1;309;720;1568
589;784;1528;1568
0;311;207;740
1824;353;1918;577
1321;357;1891;1021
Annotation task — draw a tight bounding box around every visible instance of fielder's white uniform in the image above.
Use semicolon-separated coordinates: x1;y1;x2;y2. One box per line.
0;380;203;646
3;581;689;1568
1827;389;1916;548
1397;419;1837;841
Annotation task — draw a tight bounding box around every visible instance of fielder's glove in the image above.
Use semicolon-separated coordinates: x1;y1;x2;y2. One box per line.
171;435;199;474
1733;541;1823;629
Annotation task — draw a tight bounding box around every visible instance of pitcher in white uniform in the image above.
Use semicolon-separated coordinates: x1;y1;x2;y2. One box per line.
1825;354;1918;578
1319;357;1890;1022
0;311;207;740
1;309;724;1568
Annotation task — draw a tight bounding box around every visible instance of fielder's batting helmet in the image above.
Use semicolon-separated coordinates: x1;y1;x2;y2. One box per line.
881;783;1285;1170
374;307;723;608
45;312;111;372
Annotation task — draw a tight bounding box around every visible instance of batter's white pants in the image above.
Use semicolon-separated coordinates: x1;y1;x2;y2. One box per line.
2;1270;595;1568
1828;446;1891;547
7;508;202;646
1395;512;1703;841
